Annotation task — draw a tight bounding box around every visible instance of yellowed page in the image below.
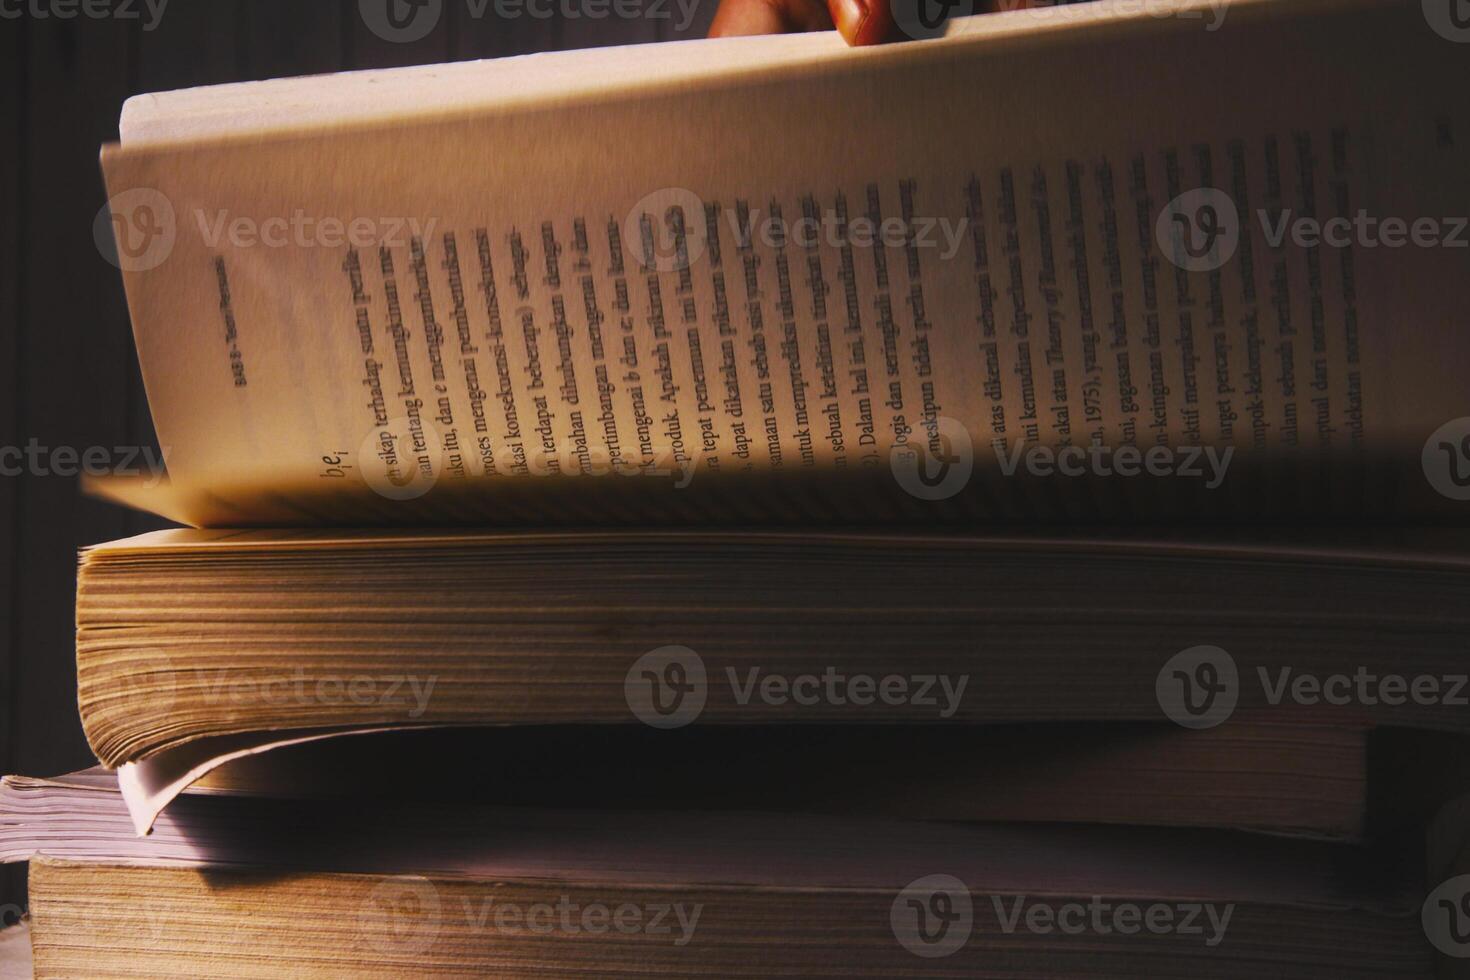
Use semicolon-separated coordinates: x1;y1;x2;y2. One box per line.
101;0;1470;526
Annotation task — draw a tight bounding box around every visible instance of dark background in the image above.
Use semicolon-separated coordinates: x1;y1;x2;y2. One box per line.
0;0;716;914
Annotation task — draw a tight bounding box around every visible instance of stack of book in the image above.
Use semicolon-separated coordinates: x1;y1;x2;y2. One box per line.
3;0;1469;974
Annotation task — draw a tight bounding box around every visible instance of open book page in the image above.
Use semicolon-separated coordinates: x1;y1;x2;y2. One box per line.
100;0;1470;527
118;28;862;146
113;727;413;836
80;524;1470;569
2;772;1413;909
100;719;1376;841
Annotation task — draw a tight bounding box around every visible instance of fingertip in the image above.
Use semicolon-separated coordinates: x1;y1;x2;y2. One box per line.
829;0;894;45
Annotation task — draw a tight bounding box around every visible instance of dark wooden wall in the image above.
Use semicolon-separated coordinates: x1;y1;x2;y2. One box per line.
0;0;714;915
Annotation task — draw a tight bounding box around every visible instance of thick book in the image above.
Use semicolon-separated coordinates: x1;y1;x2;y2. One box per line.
0;771;1443;978
72;526;1470;830
19;722;1470;845
96;0;1470;527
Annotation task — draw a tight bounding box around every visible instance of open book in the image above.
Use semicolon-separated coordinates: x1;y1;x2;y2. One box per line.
97;0;1470;526
13;4;1465;973
81;0;1470;853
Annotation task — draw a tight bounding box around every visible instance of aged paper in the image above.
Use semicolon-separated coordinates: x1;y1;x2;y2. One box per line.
102;0;1470;525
